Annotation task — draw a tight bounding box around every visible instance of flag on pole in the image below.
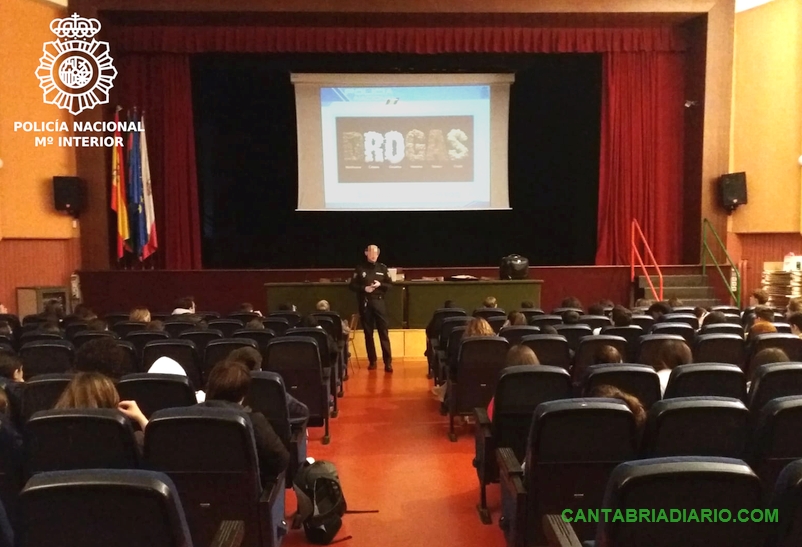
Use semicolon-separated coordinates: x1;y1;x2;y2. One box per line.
110;108;129;259
139;115;158;260
127;109;147;259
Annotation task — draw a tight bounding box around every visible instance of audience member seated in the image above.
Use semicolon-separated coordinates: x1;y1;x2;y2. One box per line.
433;317;495;403
226;346;309;424
239;302;263;317
277;303;298;312
38;299;65;323
752;305;775;324
425;300;457;339
245;318;265;330
746;348;790;388
560;296;583;311
655;339;693;395
786;298;802;320
0;355;24;383
482;296;498;309
788;312;802;337
594;345;623;364
72;304;97;322
539;324;558;335
129;307;151;323
587;383;647;431
750;288;769;307
171;296;196;315
0;355;24;424
145;320;165;332
38;321;62;335
648;301;672;322
587;303;606;316
199;361;289;487
561;310;581;325
316;298;351;340
0;385;23;482
73;337;129;380
486;345;539;420
668;297;684;308
694;306;708;328
634;298;654;308
502;311;527;329
702;310;728;327
520;300;536;309
86;318;109;332
747;319;777;343
611;305;633;327
148;356;206;402
300;315;339;366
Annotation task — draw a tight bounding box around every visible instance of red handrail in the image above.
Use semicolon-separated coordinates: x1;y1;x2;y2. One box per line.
630;219;663;301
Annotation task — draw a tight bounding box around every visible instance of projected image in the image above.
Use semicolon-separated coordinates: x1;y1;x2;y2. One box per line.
336;115;474;183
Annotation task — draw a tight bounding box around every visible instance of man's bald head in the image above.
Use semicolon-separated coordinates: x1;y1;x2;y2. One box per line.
365;245;380;263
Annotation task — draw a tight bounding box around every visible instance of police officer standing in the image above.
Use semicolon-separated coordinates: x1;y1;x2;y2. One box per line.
349;244;393;372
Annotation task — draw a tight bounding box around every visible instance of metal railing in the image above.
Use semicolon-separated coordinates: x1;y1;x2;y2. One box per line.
701;218;741;307
631;219;663;301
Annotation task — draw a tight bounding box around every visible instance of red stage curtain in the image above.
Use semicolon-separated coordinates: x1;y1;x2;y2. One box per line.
595;52;685;266
115;55;202;270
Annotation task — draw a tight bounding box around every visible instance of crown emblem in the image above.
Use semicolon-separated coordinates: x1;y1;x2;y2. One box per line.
49;13;101;40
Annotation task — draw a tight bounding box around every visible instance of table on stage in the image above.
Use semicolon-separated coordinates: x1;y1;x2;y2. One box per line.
264;279;543;328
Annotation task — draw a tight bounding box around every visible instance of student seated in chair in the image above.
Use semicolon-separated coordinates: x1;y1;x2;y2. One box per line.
129;307;151;323
594;345;623;364
655;340;692;395
502;311;527;329
199;361;289;487
788;312;802;338
487;345;540;420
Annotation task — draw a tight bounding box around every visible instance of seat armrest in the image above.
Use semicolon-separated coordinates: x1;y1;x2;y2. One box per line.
497;447;523;476
209;520;245;547
474;407;492;428
543;514;582;547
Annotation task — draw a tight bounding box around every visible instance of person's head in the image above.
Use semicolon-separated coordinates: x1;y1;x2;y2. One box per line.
227;346;262;371
444;299;455;308
561;310;581;325
316;300;331;311
74;337;128;380
668;297;684;308
748;320;777;341
206;361;251;403
702;311;728;326
464;317;494;338
634;298;654;308
753;305;775;323
43;299;64;319
788;312;802;336
185;314;208;330
39;321;61;334
73;304;96;321
787;298;802;318
0;355;24;382
594;345;623;364
587;303;606;316
0;321;11;337
86;319;108;332
146;320;165;332
174;296;196;313
482;296;497;309
520;300;535;309
647;302;672;321
365;244;380;264
588;384;646;430
611;305;632;327
239;302;254;313
507;311;527;326
748;348;790;382
560;297;583;310
277;303;297;312
129;307;151;323
655;340;692;372
301;315;320;328
505;345;539;366
750;289;769;306
54;372;119;410
539;324;558;335
246;318;265;330
693;306;707;320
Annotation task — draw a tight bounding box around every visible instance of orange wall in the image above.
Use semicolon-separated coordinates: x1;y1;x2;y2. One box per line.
0;0;78;240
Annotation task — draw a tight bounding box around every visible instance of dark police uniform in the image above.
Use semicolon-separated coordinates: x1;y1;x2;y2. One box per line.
349;260;392;370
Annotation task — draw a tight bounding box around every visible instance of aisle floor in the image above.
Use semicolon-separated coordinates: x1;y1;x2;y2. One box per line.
282;358;506;547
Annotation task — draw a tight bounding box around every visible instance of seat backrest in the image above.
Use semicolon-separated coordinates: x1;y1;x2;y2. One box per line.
115;341;139;376
145;406;261;547
20;332;62;345
264;337;326;423
104;313;131;326
595;457;764;547
453;337;509;407
529;315;562;328
584;364;662;409
630;314;655;332
472;307;506;320
750;396;802;489
125;331;170;361
553;324;593;352
20;373;73;423
578;315;611;331
229;312;259;324
486;316;507;334
751;333;802;362
64;322;89;340
197;312;221;321
492;365;572;460
700;323;745;337
661;313;700;330
445;327;468;371
232;329;276;354
117;373;197;419
268;311;302;328
202;338;259;381
572;335;629;383
112;321;147;338
694;333;746;369
665;363;746;400
773;322;793;334
285;327;332;369
0;344;12;356
178;329;224;353
142;340;202;390
636;334;687;368
768;459;802;547
749;363;802;411
552;307;583;316
19;469;192;547
438;316;471;349
600;325;644;362
652;322;695;343
429;308;468;331
311;311;345;341
162;320;197;338
498;325;541;346
25;409;140;473
520;309;545;322
712;305;741;315
244;371;291;445
641;396;749;458
71;330;117;350
206;319;244;338
19;340;74;379
262;317;290;336
520;334;571;369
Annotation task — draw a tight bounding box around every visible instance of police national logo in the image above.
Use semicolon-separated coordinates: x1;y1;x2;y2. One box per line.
36;13;117;116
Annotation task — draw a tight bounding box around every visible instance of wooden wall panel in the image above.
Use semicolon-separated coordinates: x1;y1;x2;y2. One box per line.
0;239;82;314
736;233;802;297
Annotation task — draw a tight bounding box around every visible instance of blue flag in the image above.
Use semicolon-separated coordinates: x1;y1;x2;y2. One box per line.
126;110;148;259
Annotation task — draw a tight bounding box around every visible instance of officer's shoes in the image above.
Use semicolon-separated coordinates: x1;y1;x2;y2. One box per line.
384;364;393;373
367;362;377;370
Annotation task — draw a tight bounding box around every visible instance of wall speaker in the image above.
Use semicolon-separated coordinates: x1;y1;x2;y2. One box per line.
718;172;747;213
53;176;85;217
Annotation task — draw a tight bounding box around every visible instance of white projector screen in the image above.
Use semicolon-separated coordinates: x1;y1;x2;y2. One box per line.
292;73;514;211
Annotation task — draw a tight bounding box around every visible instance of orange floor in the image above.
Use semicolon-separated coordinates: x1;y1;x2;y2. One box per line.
282;358;506;547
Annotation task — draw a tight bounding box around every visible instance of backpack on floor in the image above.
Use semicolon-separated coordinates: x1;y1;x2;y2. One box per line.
293;460;347;544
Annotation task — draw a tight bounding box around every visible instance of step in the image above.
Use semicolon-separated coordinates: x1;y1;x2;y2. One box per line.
638;275;708;288
680;298;721;308
660;286;717;299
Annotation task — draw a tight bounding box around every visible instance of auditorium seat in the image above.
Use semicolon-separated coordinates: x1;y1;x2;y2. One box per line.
0;481;13;547
18;469;244;547
0;314;20;335
441;326;467;386
142;340;203;391
150;313;171;322
600;325;644;362
748;396;802;494
25;409;140;474
630;314;655;332
572;335;628;383
473;365;571;523
543;457;765;547
661;313;699;330
116;341;138;375
520;334;571;369
748;363;802;411
233;329;276;355
636;334;686;369
179;328;224;353
117;373;197;419
20;373;72;424
583;364;661;410
578;314;611;331
19;332;62;346
268;311;301;328
767;459;802;547
486;316;507;334
203;338;259;382
693;334;745;369
529;315;562;329
773;322;793;334
125;331;170;364
520;309;545;322
64;321;89;340
286;327;337;414
245;371;307;486
552;307;583;316
498;325;540;347
112;321;147;338
712;305;741;315
437;317;471;383
641;397;749;458
651;322;695;343
19;340;74;379
229;312;260;324
145;407;284;547
672;306;697;314
725;313;743;325
447;337;509;441
71;330;117;350
664;363;747;401
473;307;506;321
198;311;222;321
264;337;329;444
700;323;744;337
163;320;198;338
103;313;130;326
205;319;243;338
0;344;12;356
553;324;593;353
749;333;802;362
261;317;290;336
498;398;638;545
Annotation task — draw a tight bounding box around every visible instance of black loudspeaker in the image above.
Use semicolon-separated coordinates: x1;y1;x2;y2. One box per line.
718;172;747;213
53;176;85;217
500;254;529;280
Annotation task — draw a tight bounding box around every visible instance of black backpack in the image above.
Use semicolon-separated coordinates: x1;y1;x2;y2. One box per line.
293;461;347;544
